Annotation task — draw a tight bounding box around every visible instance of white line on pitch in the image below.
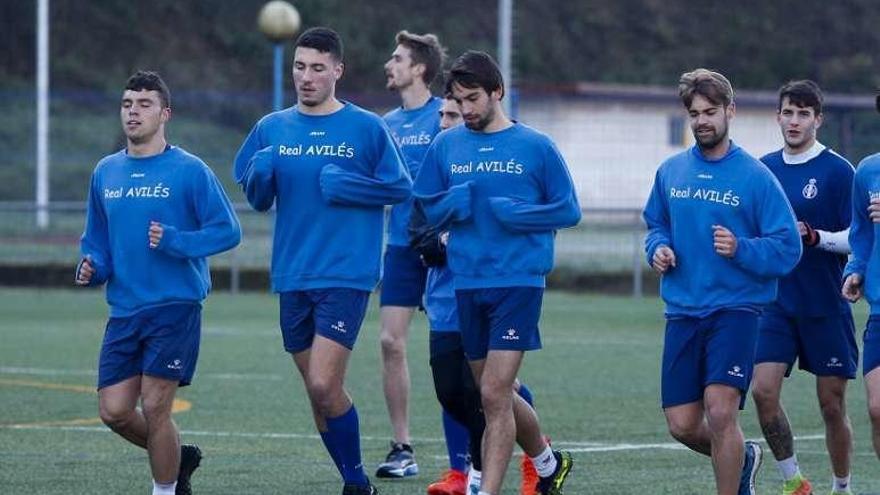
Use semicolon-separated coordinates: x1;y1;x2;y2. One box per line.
559;434;826;453
0;366;283;381
1;424;831;453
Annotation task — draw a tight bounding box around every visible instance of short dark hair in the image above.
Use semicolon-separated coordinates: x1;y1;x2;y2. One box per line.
678;68;734;108
778;80;823;115
445;51;504;99
124;70;171;108
395;30;446;85
295;27;343;62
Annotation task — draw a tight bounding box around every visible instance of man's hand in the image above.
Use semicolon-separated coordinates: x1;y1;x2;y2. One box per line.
868;197;880;224
148;221;164;249
713;225;737;258
75;255;95;286
652;245;676;274
842;273;864;303
797;221;819;247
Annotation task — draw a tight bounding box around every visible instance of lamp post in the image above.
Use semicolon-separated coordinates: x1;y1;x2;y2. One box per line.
257;1;301;111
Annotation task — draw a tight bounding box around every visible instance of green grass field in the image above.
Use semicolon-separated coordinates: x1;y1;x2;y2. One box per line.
1;288;879;494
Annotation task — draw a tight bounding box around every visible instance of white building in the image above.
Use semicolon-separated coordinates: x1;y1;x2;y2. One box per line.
517;83;873;209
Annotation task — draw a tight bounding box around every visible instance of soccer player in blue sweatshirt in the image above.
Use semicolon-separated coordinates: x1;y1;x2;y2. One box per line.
751;81;856;495
375;30;446;479
75;71;241;495
416;96;544;495
414;51;580;495
234;28;410;495
644;69;802;495
842;95;880;466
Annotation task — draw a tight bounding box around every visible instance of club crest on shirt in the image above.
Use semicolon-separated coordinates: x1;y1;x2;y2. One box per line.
802;178;818;199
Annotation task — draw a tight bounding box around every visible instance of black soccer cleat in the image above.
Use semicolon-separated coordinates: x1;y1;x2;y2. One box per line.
176;444;202;495
537;450;573;495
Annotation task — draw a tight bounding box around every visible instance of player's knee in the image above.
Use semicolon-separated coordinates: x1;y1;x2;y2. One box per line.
867;397;880;425
666;417;699;444
141;397;172;425
306;376;340;413
99;401;132;429
479;382;511;414
818;394;846;423
750;382;779;409
668;426;695;445
434;382;461;412
704;403;738;432
379;330;405;357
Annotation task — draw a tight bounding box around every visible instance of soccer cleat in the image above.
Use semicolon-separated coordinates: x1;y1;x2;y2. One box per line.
738;441;763;495
342;483;379;495
520;454;539;495
375;441;419;478
536;450;573;495
522;436;551;495
176;444;202;495
781;473;812;495
426;469;467;495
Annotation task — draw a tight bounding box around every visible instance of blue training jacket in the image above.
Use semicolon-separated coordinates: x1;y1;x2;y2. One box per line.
80;146;241;317
234;102;412;293
845;153;880;315
761;147;853;317
384;96;443;246
643;142;801;317
413;122;581;290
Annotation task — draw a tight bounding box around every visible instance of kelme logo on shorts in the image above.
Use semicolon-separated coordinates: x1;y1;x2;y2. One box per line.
502;328;520;341
727;365;744;378
166;359;183;371
827;357;843;368
331;320;347;333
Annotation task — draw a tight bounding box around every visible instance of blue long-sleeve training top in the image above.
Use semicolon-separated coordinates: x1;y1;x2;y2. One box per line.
413;122;581;289
234;102;412;292
80;146;241;317
643;142;801;317
762;147;853;317
845;153;880;314
384;96;442;246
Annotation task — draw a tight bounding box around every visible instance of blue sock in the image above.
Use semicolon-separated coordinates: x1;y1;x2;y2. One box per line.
517;382;535;408
326;405;369;486
319;430;343;476
442;410;470;472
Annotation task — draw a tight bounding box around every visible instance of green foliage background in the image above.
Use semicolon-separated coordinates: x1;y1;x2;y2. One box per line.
1;0;879;202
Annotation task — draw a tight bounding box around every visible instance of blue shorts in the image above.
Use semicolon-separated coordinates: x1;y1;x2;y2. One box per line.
662;310;759;409
380;244;427;307
279;289;370;353
98;303;201;390
864;316;880;376
755;310;858;378
455;287;543;360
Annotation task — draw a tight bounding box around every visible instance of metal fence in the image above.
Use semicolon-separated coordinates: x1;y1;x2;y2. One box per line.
4;87;878;298
0;202;649;296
